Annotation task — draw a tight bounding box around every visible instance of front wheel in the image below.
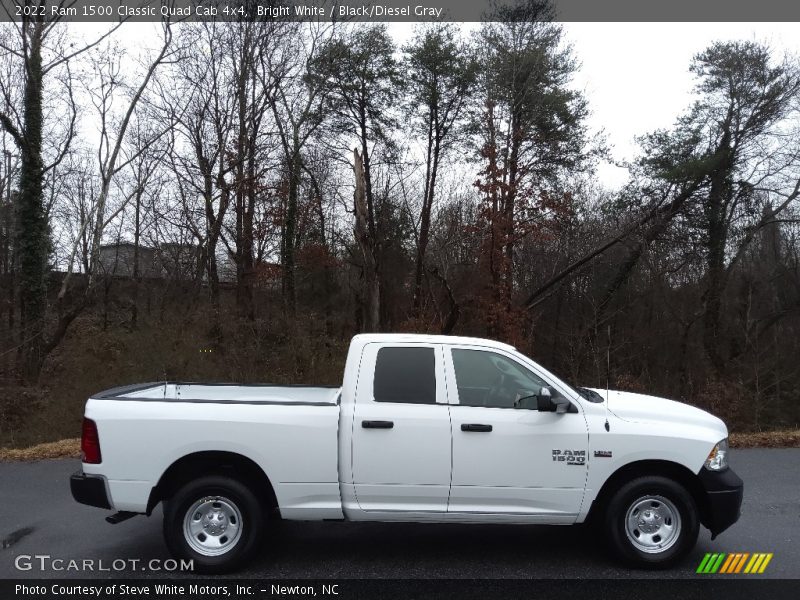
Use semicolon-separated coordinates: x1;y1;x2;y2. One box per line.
604;475;699;568
163;475;264;574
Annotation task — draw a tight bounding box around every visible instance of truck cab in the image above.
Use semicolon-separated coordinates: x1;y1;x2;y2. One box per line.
339;335;589;519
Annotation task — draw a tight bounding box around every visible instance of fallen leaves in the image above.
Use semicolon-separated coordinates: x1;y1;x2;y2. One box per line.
729;430;800;448
0;438;81;462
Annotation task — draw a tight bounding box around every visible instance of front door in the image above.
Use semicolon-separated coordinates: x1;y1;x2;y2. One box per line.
445;347;588;518
350;343;452;512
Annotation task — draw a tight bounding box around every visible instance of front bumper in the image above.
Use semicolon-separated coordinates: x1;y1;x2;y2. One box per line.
698;467;743;537
70;471;111;509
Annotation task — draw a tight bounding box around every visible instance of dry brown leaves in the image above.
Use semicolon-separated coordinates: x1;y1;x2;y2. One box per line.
729;430;800;448
0;438;81;462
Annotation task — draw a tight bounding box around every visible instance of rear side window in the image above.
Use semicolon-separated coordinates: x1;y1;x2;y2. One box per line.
373;347;436;404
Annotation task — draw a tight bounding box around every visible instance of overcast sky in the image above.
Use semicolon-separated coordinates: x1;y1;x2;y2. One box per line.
390;22;800;187
73;21;800;189
564;23;800;186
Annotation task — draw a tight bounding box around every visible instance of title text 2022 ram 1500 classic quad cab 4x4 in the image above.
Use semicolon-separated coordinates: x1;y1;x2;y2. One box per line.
71;334;743;573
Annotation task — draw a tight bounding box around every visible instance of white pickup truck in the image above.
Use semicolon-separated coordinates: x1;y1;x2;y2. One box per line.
71;334;742;572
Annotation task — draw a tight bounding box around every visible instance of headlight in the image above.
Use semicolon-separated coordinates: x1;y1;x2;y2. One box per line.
704;438;729;471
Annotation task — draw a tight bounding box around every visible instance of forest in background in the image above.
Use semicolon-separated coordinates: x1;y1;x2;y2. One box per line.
1;1;800;447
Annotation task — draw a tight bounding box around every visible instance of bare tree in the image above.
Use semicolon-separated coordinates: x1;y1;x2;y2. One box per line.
353;148;379;331
0;2;120;381
264;22;333;316
12;18;172;380
162;22;237;323
312;25;401;329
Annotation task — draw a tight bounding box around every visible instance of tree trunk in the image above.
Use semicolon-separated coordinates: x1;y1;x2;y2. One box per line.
502;114;521;314
131;186;144;328
2;152;15;336
353;149;379;332
412;114;436;317
242;129;256;321
357;102;382;329
282;139;301;317
233;42;254;320
702;142;734;375
428;266;459;334
16;21;47;382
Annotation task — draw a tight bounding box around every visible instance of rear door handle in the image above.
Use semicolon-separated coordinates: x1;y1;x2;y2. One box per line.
362;420;394;429
461;423;493;432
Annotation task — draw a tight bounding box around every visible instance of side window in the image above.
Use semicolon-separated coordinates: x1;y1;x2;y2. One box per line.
373;347;437;404
451;349;556;409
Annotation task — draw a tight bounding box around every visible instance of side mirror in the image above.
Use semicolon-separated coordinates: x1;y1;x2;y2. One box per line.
536;387;554;412
537;386;571;413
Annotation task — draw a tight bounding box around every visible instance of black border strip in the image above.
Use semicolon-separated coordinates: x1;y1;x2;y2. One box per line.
3;0;800;23
2;578;798;600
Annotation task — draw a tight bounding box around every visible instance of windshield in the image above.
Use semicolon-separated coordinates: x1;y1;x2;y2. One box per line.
513;349;606;404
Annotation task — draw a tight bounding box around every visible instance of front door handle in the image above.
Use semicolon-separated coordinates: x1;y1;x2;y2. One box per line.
461;423;493;432
362;420;394;429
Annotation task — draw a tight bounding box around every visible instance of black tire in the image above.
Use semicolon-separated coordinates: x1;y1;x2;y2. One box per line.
603;475;699;568
163;475;264;574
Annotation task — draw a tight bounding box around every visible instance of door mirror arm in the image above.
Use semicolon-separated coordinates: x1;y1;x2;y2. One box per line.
553;397;570;414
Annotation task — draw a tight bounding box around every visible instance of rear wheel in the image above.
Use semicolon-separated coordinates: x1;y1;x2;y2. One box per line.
163;475;264;573
604;475;698;568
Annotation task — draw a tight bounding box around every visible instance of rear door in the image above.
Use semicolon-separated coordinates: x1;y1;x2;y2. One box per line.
350;343;452;512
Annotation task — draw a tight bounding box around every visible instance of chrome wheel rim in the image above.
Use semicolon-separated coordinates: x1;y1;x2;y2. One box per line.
624;495;681;554
183;496;243;557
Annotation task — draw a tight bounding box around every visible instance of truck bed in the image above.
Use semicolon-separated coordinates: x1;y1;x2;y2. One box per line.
83;381;343;519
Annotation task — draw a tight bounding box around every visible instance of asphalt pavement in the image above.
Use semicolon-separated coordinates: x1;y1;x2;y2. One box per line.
0;449;797;579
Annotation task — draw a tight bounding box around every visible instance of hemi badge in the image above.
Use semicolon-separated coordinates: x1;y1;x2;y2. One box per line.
594;450;612;458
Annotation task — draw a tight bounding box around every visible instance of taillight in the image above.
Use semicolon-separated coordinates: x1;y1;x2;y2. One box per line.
81;418;102;464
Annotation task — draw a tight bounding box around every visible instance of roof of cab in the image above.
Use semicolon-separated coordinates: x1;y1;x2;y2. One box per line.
351;333;516;352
